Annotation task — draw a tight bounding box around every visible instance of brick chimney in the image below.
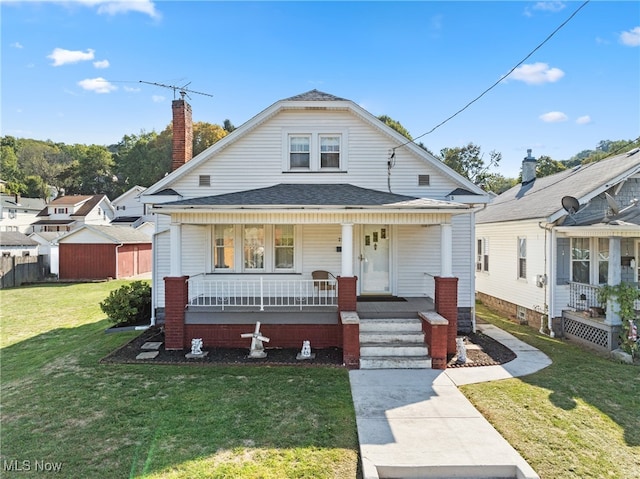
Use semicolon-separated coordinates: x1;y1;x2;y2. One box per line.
521;149;537;185
171;99;193;171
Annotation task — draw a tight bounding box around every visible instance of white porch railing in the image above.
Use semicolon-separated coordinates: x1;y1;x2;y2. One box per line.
187;276;338;311
568;282;603;311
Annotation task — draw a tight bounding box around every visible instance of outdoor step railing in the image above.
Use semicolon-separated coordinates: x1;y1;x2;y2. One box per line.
187;276;337;311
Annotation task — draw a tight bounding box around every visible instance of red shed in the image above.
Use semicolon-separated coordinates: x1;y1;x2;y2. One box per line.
58;225;152;280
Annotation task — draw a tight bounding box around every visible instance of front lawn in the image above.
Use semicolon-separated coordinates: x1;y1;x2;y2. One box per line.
0;281;359;478
464;303;640;479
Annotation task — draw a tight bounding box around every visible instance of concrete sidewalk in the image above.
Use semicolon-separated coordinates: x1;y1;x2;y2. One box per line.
349;323;551;479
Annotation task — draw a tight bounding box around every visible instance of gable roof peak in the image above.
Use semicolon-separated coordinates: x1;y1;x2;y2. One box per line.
283;90;348;102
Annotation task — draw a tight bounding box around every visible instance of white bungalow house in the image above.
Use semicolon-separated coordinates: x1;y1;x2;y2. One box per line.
31;194;115;233
111;185;150;228
0;194;47;233
141;90;490;368
476;148;640;352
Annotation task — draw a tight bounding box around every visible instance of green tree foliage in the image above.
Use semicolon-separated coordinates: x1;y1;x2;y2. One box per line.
378;115;412;140
193;122;227;157
535;155;567;178
0;146;21;185
112;131;171;194
481;173;518;195
100;281;151;326
24;175;48;199
440;143;501;185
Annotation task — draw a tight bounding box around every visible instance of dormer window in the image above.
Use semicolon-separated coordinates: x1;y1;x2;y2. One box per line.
289;136;310;168
285;131;347;172
54;207;68;214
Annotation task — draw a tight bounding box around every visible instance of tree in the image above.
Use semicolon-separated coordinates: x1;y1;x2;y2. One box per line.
481;173;517;195
535;155;566;178
112;131;171;194
0;145;22;185
378;115;412;140
24;175;48;199
439;143;501;185
223;119;236;133
193;122;227;157
63;145;115;195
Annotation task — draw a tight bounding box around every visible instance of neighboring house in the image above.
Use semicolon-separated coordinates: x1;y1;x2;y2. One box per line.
111;185;149;227
0;231;39;257
29;231;63;276
0;195;47;233
31;194;115;233
141;90;490;368
476;148;640;352
57;225;152;280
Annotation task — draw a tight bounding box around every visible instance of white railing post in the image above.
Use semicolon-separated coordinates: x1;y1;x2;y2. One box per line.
260;276;264;311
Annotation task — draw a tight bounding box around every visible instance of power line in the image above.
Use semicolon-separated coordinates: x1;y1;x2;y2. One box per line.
393;0;590;153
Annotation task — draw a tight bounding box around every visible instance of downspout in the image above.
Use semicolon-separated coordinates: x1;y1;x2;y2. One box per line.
538;222;555;337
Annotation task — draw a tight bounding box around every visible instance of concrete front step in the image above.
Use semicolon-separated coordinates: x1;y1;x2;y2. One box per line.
360;356;432;369
359;317;423;333
360;331;425;343
361;343;429;357
359;317;431;369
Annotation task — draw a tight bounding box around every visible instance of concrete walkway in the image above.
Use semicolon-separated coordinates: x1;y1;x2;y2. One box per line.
349;323;552;479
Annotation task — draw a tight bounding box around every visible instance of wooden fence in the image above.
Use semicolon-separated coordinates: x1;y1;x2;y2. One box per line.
0;255;46;289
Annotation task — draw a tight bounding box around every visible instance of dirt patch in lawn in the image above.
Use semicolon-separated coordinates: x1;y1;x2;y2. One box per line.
101;326;516;368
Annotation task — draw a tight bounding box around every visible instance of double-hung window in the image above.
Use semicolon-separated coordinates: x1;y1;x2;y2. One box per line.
320;136;340;168
517;237;527;279
571;238;590;284
214;224;235;269
477;238;489;272
244;225;265;270
289;136;310;168
274;225;294;269
597;238;609;284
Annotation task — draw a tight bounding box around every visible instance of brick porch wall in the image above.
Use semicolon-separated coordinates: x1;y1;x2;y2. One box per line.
435;276;458;356
164;275;189;350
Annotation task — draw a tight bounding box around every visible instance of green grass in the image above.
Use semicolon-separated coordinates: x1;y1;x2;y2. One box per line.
464;303;640;479
0;282;359;478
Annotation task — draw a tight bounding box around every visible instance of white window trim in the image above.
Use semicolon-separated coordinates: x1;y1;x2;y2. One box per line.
517;237;527;280
210;225;299;273
282;129;349;172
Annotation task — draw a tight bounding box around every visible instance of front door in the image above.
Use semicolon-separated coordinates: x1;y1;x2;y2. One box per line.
360;225;390;294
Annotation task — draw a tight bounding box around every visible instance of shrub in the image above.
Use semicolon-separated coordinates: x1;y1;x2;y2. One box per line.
100;281;151;326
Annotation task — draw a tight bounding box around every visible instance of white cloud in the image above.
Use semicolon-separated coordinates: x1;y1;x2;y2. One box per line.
11;42;23;49
152;95;165;103
540;111;568;123
508;62;565;85
78;77;117;94
576;115;591;125
48;48;95;66
533;2;566;13
93;59;110;69
72;0;160;19
620;26;640;47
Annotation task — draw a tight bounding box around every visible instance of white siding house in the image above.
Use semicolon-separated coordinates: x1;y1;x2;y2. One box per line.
476;148;640;352
31;195;115;233
141;90;490;365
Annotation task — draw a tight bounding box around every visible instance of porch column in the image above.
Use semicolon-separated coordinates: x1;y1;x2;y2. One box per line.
435;276;459;357
169;222;182;277
605;236;622;325
164;275;189;350
341;223;354;277
440;223;453;277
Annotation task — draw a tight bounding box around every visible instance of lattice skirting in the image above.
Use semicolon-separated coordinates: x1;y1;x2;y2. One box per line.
563;314;621;351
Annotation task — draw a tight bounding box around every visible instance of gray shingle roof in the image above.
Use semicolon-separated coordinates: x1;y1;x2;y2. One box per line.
477;149;640;224
283;90;347;102
158;183;464;209
0;231;38;247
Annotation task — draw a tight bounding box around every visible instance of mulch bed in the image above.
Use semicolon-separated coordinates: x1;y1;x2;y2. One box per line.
100;326;516;368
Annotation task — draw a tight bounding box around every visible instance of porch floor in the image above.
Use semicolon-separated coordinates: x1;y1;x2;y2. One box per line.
356;296;434;319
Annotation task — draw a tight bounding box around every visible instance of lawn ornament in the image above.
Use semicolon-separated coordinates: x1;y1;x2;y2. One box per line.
241;321;270;358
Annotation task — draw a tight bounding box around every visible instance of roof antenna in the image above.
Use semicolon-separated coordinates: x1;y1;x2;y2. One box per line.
139;80;213;100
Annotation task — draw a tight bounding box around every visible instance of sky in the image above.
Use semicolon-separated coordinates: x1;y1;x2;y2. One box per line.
1;1;639;178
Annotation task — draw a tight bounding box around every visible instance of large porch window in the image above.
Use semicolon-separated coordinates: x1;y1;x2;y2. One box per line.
598;238;609;284
212;224;295;273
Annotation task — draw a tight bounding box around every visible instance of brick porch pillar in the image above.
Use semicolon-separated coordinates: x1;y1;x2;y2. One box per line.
337;276;358;312
435;276;458;357
164;275;189;350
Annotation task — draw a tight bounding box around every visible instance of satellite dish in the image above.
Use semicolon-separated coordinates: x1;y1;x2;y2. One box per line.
605;192;620;215
561;196;580;215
